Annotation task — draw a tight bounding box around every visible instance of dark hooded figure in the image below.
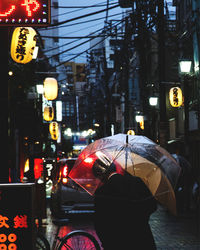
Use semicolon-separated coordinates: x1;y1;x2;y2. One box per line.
93;159;157;250
172;153;193;212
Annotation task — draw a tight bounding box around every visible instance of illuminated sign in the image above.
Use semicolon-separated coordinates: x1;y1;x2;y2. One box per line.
169;87;183;107
34;158;43;180
0;184;35;250
11;27;37;64
0;0;50;26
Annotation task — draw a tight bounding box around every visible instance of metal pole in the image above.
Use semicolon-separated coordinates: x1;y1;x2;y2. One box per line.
0;27;9;183
121;93;125;133
76;95;80;131
158;0;167;147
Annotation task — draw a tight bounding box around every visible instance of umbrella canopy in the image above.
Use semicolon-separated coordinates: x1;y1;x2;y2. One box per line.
69;134;181;215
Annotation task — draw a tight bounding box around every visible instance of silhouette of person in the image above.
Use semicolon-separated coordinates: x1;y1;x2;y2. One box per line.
172;153;192;212
93;158;157;250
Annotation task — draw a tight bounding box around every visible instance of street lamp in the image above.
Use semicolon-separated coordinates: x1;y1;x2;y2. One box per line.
149;97;158;106
179;60;192;74
36;84;43;95
179;59;193;148
149;96;159;142
135;115;144;123
135;115;144;131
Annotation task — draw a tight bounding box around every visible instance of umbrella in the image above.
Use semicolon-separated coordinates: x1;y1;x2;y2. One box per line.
69;134;181;215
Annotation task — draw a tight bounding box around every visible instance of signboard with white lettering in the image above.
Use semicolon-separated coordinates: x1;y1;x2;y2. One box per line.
0;183;35;250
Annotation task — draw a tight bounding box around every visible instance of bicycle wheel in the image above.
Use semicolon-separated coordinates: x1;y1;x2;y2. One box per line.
58;230;101;250
36;232;50;250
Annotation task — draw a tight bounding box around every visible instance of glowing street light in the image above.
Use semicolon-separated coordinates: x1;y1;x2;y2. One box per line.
149;97;158;106
179;60;192;74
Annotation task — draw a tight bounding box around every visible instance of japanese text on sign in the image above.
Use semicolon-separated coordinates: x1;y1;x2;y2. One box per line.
0;184;35;250
0;214;28;249
0;0;50;26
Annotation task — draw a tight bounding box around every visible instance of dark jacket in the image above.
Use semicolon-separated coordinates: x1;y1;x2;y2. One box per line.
94;173;157;250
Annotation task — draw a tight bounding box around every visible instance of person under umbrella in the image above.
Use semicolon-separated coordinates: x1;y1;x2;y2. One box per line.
92;156;157;250
69;134;181;216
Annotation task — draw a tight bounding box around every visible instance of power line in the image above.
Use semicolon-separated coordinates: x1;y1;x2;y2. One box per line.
61;21;103;36
49;19;125;70
49;4;119;27
42;35;123;39
39;11;124;31
41;13;127;53
55;2;117;9
54;31;122;71
43;24;109;56
41;22;105;53
51;1;118;18
45;19;124;61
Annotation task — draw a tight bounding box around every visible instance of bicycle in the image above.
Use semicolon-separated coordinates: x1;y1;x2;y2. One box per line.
52;218;101;250
35;218;51;250
36;232;51;250
53;229;101;250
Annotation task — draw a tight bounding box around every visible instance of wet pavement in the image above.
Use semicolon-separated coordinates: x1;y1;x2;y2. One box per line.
43;205;200;249
150;206;200;249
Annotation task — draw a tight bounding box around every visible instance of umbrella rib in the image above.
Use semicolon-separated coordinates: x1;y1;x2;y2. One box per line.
154;190;171;197
109;145;126;160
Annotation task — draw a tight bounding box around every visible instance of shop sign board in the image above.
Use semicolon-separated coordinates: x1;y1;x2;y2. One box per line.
0;183;35;250
0;0;50;26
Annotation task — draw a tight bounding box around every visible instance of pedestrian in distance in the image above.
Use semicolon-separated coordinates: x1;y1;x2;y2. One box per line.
172;152;193;212
92;158;157;250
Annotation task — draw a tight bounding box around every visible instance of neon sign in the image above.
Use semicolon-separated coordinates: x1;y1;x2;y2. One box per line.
0;184;35;250
0;0;50;26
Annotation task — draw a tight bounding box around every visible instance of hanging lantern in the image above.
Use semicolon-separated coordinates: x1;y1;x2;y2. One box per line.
43;77;58;100
43;106;54;121
10;27;37;64
135;115;144;130
51;131;59;140
169;87;183;107
49;121;58;134
140;120;144;130
49;122;59;140
127;130;135;135
24;158;30;173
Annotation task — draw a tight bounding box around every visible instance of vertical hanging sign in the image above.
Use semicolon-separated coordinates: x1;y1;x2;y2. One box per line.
0;183;35;250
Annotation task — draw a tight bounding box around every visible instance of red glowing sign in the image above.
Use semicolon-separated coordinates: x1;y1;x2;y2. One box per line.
0;0;50;26
0;184;35;250
34;158;43;179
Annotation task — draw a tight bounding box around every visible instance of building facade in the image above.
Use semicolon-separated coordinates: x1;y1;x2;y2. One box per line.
86;0;200;179
174;0;200;177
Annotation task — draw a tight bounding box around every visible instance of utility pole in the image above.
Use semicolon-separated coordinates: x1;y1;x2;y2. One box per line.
124;16;130;133
157;0;167;147
0;28;9;183
192;0;200;132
